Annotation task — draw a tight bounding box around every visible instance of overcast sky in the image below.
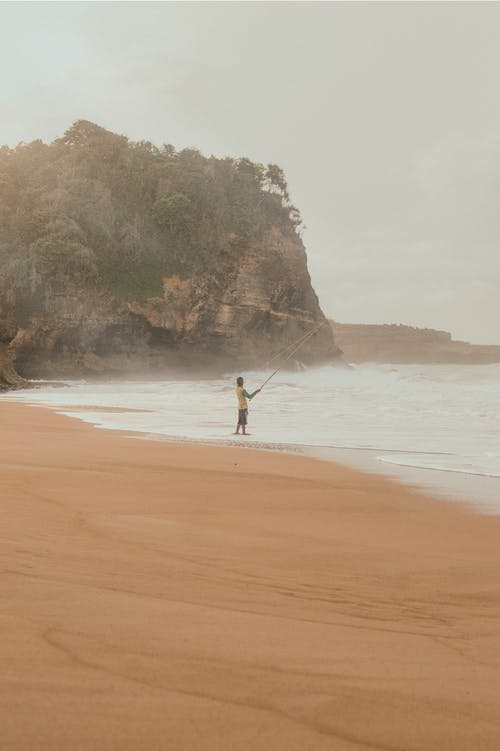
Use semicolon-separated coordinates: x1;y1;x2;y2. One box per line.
1;1;499;343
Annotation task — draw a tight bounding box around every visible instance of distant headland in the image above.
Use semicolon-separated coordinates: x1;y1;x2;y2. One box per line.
331;321;500;364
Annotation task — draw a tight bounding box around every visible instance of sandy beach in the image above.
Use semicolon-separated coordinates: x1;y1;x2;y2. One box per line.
2;402;500;750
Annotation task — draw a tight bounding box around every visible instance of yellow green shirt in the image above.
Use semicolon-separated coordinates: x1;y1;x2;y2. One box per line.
236;386;257;409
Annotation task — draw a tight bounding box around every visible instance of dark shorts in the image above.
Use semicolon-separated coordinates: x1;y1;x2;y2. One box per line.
238;408;248;426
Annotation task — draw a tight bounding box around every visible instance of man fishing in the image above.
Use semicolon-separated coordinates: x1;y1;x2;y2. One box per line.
235;377;261;435
233;323;324;435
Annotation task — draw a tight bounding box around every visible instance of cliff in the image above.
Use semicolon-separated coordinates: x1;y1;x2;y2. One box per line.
0;316;28;390
331;322;500;364
0;121;338;386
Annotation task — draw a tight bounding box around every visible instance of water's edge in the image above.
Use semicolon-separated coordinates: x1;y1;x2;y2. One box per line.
4;363;500;514
128;430;500;516
9;398;500;516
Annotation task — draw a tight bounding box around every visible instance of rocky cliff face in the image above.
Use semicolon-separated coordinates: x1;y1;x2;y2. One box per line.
0;341;27;390
0;122;339;387
3;228;337;384
331;322;500;364
0;308;27;389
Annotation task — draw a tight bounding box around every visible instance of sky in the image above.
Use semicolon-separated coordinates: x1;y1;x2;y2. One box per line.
1;1;499;344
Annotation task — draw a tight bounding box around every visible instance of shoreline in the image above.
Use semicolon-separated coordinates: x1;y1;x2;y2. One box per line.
2;401;500;749
5;363;500;514
7;393;500;515
131;432;500;515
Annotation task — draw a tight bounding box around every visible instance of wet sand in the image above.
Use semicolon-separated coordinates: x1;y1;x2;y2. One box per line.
2;402;500;750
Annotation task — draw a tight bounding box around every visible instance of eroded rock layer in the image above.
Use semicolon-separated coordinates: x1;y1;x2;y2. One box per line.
6;228;337;382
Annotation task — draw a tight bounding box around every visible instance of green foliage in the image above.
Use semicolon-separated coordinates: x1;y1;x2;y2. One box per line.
153;193;193;235
96;257;172;302
265;163;289;202
4;256;39;326
0;120;301;314
31;237;97;282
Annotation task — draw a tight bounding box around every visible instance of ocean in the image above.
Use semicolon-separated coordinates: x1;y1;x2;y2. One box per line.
6;362;500;513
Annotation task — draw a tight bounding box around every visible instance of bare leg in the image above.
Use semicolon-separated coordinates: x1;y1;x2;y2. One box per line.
234;424;241;435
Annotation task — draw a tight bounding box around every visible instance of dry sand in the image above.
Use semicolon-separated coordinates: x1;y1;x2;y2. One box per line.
1;402;500;750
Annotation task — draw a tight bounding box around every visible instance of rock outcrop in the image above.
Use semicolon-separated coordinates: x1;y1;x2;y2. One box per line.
0;122;339;384
7;229;337;381
331;322;500;364
0;345;27;390
0;314;28;389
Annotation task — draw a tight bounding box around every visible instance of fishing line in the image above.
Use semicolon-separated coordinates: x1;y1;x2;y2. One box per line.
257;321;326;392
264;325;320;368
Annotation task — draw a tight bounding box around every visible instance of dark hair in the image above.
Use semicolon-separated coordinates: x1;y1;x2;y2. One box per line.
236;376;244;386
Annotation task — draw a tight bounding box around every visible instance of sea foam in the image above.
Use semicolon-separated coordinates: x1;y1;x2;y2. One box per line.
7;362;500;509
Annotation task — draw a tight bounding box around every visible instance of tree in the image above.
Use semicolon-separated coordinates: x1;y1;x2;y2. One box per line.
0;121;303;310
152;193;193;235
265;163;289;202
236;158;265;187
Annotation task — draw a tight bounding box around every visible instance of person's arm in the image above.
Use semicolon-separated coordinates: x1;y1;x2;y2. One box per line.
243;388;261;400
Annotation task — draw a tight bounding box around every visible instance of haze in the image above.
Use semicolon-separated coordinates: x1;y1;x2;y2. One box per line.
1;0;499;344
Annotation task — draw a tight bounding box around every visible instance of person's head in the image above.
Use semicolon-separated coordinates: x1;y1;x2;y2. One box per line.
236;376;244;387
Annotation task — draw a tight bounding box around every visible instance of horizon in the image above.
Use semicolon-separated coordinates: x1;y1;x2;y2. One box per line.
1;2;499;345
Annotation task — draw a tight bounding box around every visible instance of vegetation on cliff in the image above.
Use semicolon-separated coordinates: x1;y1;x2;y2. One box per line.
0;121;337;385
0;120;302;320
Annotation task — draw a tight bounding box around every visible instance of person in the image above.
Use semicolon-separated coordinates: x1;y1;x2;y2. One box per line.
234;376;261;435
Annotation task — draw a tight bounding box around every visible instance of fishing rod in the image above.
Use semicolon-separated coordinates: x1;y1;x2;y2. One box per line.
264;324;321;369
257;321;326;392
